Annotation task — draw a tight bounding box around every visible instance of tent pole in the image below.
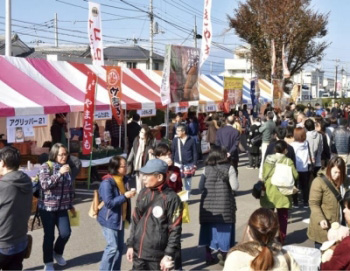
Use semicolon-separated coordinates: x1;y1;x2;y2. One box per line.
124;109;127;154
165;105;169;140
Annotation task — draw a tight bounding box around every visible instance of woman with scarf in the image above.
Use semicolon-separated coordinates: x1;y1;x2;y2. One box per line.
127;124;156;193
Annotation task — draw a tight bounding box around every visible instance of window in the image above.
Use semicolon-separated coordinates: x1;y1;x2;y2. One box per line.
127;62;137;69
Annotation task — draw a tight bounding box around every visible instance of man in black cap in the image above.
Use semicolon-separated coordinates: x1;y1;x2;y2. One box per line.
126;159;183;271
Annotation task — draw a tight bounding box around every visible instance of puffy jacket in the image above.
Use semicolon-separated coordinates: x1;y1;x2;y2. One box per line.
306;130;323;167
0;171;32;248
126;183;182;261
97;175;131;231
332;126;350;155
199;164;237;224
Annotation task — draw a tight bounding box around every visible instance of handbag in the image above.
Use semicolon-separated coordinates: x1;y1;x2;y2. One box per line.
88;190;104;219
251;133;262;147
177;138;196;178
182;202;190;223
23;235;33;259
252;181;265;199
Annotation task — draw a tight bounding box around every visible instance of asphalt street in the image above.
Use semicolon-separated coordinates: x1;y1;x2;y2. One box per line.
23;153;313;270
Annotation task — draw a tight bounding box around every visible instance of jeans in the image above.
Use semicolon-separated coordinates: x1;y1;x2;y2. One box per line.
100;226;124;271
39;209;71;264
0;250;26;270
184;177;192;193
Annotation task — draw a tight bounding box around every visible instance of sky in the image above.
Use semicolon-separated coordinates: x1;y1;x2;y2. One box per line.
0;0;349;78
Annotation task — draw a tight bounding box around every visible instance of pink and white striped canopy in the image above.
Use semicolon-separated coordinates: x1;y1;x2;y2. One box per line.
0;56;165;116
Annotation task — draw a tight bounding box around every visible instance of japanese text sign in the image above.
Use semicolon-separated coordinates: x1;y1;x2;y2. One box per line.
106;66;123;125
94;109;112;120
175;107;188;113
7;115;48;128
137;109;156;118
88;2;104;66
200;0;212;67
82;72;97;155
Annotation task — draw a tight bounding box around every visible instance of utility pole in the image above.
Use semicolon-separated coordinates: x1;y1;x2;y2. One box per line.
194;16;197;49
54;13;58;48
149;0;153;70
5;0;11;56
334;59;339;100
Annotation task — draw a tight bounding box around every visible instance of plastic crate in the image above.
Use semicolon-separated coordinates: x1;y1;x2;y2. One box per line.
283;245;321;271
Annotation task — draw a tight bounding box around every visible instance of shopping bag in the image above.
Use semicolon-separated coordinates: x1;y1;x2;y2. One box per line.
68;210;80;227
182;202;190;223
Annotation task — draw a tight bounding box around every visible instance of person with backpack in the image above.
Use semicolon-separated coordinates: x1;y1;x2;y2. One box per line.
260;140;299;244
98;156;136;271
0;147;32;270
38;143;75;271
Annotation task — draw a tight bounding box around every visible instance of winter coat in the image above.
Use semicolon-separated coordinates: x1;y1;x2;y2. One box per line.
199;164;238;224
0;171;32;248
290;141;309;172
97;175;131;231
127;137;156;172
264;140;296;166
332;126;350;155
306;130;323;167
206;120;219;144
216;125;241;159
126;183;182;261
260;154;299;209
307;170;344;243
247;123;261;154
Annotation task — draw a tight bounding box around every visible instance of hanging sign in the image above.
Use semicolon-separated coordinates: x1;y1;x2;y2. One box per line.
137;109;156;118
7;115;48;128
106;67;123;125
175;107;188;113
206;104;216;112
82;72;97;155
88;2;104;66
94;109;112;120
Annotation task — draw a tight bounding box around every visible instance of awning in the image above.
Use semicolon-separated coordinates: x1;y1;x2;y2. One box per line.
0;56;164;116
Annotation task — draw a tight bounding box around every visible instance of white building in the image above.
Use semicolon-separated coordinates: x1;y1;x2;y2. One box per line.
224;46;255;78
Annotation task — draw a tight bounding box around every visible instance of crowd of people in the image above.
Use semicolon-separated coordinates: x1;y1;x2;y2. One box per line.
2;102;350;270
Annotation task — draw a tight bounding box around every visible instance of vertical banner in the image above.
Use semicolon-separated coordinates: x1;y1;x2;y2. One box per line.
106;67;123;125
160;45;171;105
200;0;212;67
88;2;104;66
271;39;276;78
82;72;97;155
169;45;200;102
290;84;301;103
282;44;290;78
224;77;244;107
250;79;256;109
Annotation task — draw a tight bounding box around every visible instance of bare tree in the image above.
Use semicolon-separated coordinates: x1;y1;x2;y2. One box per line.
228;0;329;80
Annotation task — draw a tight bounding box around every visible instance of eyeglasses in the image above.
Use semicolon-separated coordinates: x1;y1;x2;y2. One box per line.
57;153;68;157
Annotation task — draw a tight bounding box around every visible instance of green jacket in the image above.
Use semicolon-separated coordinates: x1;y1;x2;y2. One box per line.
260;153;298;209
307;170;343;243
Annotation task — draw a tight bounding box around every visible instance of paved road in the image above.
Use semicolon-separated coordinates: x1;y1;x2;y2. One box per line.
23;154;313;270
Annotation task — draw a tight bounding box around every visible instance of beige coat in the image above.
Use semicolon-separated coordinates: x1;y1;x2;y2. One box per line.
307;172;342;243
224;249;300;271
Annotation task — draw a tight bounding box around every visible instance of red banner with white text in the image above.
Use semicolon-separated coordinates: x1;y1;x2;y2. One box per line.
106;67;123;125
82;72;97;155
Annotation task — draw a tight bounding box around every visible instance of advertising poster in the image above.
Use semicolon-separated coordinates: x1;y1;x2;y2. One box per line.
224;77;244;107
106;66;123;125
169;45;200;103
82;72;97;155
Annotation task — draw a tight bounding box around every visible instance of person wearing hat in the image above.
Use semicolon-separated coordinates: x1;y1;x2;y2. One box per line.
126;159;183;271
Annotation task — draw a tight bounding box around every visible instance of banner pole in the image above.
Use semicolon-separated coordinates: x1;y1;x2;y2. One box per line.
87;77;98;190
